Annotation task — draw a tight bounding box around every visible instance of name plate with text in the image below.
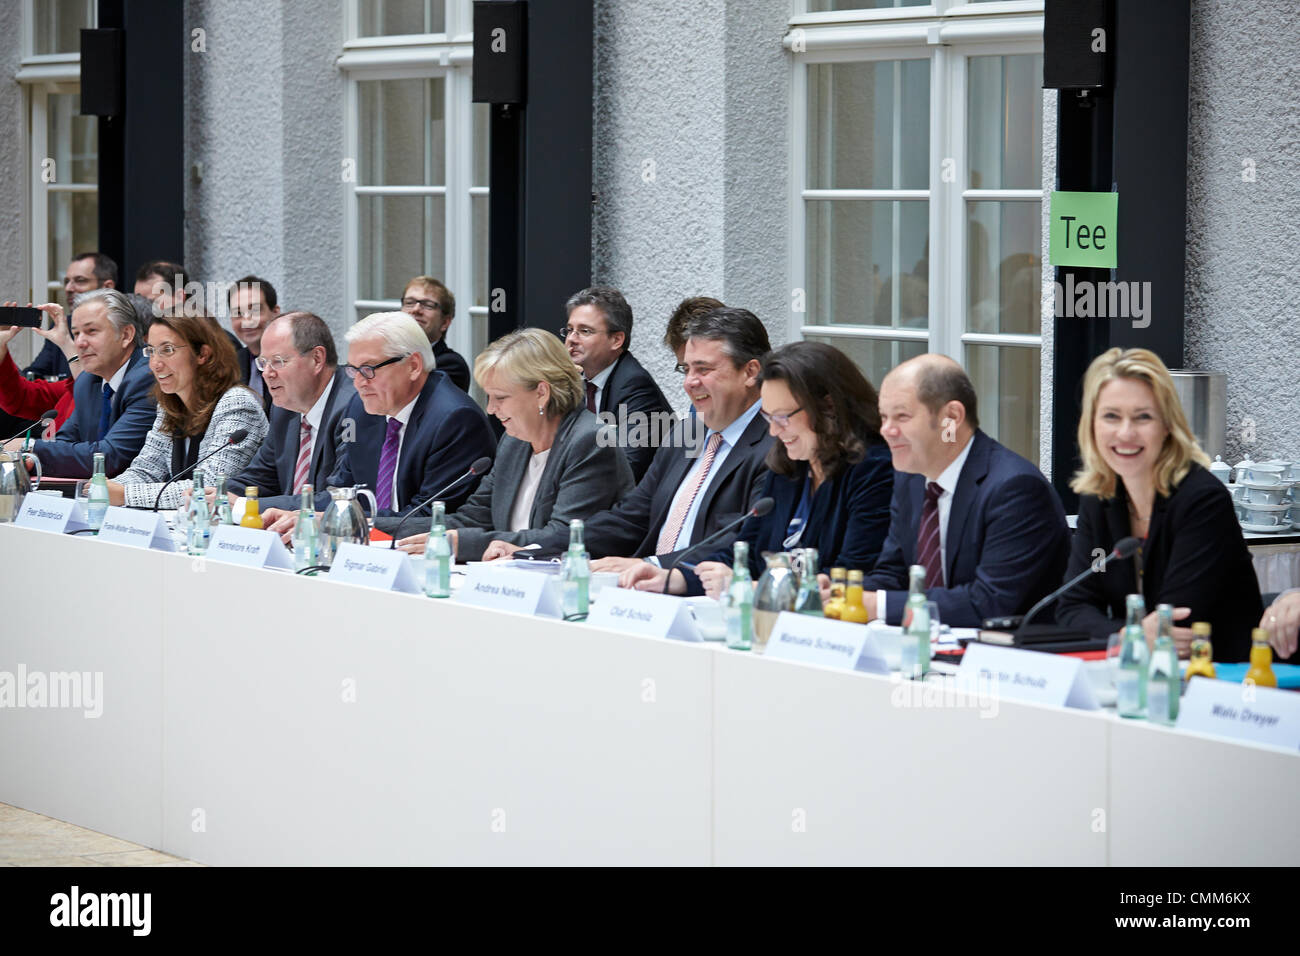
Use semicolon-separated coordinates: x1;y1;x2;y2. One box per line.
15;495;86;534
1177;678;1300;751
206;524;295;571
764;611;878;672
585;589;702;642
455;565;561;618
96;506;176;551
327;542;422;594
955;643;1099;711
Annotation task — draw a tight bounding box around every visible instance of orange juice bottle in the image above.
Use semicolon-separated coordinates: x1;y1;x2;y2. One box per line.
840;569;870;624
1243;627;1277;688
1184;623;1216;681
823;567;847;620
241;486;264;529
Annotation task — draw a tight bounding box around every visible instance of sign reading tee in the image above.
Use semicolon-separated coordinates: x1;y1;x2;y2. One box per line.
1049;191;1118;269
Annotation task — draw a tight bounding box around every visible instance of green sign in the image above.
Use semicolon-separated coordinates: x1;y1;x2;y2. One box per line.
1049;191;1118;268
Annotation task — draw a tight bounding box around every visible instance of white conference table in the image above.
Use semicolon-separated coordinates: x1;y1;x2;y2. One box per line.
1;523;1297;866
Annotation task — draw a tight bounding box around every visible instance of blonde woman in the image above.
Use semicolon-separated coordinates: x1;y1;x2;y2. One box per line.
1056;348;1260;661
396;327;635;560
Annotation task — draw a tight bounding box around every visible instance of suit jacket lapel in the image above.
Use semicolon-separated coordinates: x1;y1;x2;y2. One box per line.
942;431;989;581
694;411;765;517
598;353;625;415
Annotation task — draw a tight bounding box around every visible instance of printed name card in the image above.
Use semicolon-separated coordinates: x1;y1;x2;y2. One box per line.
95;506;176;551
1177;678;1300;751
206;524;295;571
585;588;702;642
455;565;561;617
15;495;86;534
764;611;878;672
326;542;422;594
954;642;1099;711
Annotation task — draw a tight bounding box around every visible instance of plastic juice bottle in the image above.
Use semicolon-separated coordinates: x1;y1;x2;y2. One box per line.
1184;623;1216;682
241;486;263;529
822;567;847;620
840;569;870;624
1244;628;1277;688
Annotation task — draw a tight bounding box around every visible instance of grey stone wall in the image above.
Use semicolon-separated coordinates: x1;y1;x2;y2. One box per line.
1185;0;1300;465
1;1;31;365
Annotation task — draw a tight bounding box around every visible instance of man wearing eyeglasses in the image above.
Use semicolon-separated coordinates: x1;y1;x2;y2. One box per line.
20;252;119;384
399;275;470;393
260;311;494;537
562;286;672;482
228;275;282;416
223;312;356;510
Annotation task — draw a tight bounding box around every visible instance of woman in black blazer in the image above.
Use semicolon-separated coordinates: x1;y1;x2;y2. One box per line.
629;341;893;597
1056;347;1264;662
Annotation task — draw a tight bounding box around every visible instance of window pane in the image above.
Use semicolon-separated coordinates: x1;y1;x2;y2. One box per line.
356;195;446;301
358;78;445;185
356;0;445;37
808;60;929;190
472;194;489;309
33;0;94;56
965;343;1040;468
48;93;97;184
966;200;1041;335
472;102;490;188
807;0;928;10
48;190;98;300
806;200;928;327
802;334;926;394
967;54;1044;190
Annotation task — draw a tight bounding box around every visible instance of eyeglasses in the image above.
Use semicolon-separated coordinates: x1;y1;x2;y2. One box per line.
254;353;298;372
559;325;606;340
402;297;442;312
674;362;689;375
143;343;190;359
760;406;804;428
343;355;406;380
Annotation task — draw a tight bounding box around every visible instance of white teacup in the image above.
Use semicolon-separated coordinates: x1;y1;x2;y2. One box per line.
1243;503;1289;527
1242;463;1286;484
1240;482;1292;505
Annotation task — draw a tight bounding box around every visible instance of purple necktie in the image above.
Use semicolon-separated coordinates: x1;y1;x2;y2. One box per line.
375;417;401;511
916;480;945;588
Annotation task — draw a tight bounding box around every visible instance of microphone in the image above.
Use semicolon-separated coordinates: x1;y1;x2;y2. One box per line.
2;409;57;445
387;455;493;549
151;428;251;511
1016;535;1141;630
661;496;775;593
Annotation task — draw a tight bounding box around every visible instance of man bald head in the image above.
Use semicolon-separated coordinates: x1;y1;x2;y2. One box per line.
878;354;979;479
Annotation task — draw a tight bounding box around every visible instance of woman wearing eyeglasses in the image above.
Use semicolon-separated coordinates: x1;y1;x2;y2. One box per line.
623;340;894;597
105;312;268;509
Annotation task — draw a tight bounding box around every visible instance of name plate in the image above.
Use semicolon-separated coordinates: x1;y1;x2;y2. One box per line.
1177;678;1300;751
765;611;877;672
456;565;561;618
954;642;1099;711
326;542;422;594
206;525;294;570
585;588;702;642
15;495;86;534
96;506;176;551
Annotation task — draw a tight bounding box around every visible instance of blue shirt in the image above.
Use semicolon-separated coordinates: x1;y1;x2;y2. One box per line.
664;398;763;552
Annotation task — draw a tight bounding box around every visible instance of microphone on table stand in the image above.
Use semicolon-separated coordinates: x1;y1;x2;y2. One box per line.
660;497;775;594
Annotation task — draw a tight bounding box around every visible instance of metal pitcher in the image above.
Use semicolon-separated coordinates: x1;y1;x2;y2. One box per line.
753;552;800;652
0;446;42;523
318;485;378;566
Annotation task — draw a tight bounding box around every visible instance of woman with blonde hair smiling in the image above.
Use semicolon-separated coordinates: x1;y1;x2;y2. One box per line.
396;327;634;560
1056;347;1261;661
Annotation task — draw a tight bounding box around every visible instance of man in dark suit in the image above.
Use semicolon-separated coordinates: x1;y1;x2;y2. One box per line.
863;354;1069;627
225;312;356;510
400;275;471;393
26;289;156;478
229;275;282;416
23;252;118;382
261;312;495;538
506;307;773;573
563;286;672;481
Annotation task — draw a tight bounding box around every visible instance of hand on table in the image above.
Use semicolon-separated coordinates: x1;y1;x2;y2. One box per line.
590;556;646;575
1260;591;1300;660
694;561;731;600
481;540;523;562
618;562;671;593
396;529;457;557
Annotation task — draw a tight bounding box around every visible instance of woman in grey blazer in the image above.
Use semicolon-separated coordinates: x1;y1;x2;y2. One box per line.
396;327;634;560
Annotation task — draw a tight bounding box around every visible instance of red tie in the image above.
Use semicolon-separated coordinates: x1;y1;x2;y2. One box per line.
915;481;945;588
585;380;598;413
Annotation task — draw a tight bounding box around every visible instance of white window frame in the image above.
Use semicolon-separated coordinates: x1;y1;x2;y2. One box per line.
788;0;1045;448
337;0;483;371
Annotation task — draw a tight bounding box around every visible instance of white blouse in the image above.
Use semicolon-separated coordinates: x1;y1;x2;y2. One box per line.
508;449;551;532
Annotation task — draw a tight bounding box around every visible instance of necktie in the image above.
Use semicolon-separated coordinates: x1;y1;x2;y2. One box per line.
585;379;598;414
916;480;945;589
374;417;402;512
656;432;724;554
98;382;114;441
291;418;312;494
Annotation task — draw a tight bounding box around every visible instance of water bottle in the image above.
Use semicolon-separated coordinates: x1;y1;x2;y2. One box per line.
291;485;320;572
423;500;452;598
560;518;590;621
87;452;110;532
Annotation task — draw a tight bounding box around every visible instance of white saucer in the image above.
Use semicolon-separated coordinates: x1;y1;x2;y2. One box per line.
1241;521;1290;533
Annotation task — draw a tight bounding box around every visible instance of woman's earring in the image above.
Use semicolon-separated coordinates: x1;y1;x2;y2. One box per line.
538;406;544;415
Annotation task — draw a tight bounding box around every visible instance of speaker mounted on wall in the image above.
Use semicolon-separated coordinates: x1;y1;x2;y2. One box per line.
80;28;125;117
1043;0;1112;91
473;1;527;104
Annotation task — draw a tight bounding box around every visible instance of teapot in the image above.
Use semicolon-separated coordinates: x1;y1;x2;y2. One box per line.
318;485;378;566
0;446;42;523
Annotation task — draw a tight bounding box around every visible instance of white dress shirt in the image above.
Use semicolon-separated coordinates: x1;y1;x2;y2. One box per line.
508;449;551;531
585;360;616;413
298;376;334;474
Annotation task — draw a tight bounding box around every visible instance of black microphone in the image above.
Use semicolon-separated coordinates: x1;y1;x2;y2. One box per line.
388;455;493;549
151;428;251;510
2;409;57;445
661;496;775;593
1016;535;1141;630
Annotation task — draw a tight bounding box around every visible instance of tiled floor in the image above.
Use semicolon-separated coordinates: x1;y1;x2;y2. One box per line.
0;803;202;866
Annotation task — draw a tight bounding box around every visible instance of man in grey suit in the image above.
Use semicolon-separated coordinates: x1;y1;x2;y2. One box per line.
225;312;356;510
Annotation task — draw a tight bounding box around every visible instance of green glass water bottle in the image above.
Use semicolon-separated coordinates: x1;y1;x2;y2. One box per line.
1117;594;1149;718
560;518;590;620
186;468;210;556
87;452;110;532
1147;603;1180;726
793;548;824;617
899;564;930;678
725;540;754;651
424;500;452;598
291;484;320;572
213;473;234;526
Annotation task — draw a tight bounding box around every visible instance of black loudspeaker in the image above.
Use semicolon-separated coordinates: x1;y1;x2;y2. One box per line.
80;28;124;116
1043;0;1110;91
473;1;527;104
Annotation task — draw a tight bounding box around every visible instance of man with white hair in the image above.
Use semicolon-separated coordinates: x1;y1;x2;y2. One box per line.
262;312;494;533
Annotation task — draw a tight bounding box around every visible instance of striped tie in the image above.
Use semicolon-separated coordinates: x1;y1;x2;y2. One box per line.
291;418;312;494
916;480;945;588
374;417;402;511
585;379;597;413
656;432;724;554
